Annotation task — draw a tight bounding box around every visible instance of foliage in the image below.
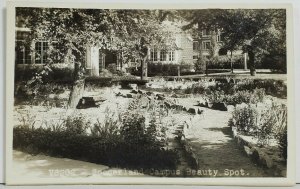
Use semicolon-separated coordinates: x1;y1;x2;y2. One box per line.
184;82;208;94
17;8;177;107
130;62;195;77
181;9;287;73
89;108;122;143
13;105;178;169
64;115;90;135
183;78;286;99
231;103;287;157
235;79;287;99
106;64;117;74
85;77;113;88
223;89;265;105
232;105;258;134
209;55;244;69
277;129;287;160
15;64;74;82
204;87;265;106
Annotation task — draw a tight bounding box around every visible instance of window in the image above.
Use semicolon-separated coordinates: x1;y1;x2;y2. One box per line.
193;41;199;50
15;40;31;64
193;55;198;60
202;29;210;36
99;49;105;70
35;41;48;64
202;41;211;50
150;49;158;61
160;50;167;61
168;51;175;61
217;34;221;42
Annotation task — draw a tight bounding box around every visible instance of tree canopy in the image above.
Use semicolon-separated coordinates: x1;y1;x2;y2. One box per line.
16;7;177;107
180;9;286;74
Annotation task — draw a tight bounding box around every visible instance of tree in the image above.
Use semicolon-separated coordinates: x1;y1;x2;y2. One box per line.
181;9;225;74
16;8;176;108
217;9;286;75
112;10;176;80
17;8;124;108
181;9;286;76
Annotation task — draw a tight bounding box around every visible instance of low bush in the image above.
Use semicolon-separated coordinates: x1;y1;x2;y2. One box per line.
85;77;113;88
15;64;74;83
277;129;287;160
107;63;117;74
206;88;265;106
119;79;148;88
130;63;195;77
235;79;287;99
231;105;258;134
208;55;244;69
183;78;286;99
230;103;288;159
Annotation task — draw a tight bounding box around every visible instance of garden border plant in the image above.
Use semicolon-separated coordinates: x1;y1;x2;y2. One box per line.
13;105;179;170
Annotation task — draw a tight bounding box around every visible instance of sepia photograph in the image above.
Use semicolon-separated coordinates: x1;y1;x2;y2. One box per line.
5;2;295;186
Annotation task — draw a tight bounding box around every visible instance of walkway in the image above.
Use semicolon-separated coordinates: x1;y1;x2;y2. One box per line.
183;107;272;177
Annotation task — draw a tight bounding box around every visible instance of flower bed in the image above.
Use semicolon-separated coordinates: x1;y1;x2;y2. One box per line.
228;103;287;176
13;105;178;170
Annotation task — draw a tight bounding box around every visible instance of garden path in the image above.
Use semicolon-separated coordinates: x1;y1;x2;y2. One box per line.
175;98;273;177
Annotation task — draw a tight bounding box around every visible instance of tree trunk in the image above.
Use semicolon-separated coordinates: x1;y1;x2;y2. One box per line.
230;50;234;73
68;79;85;108
140;58;144;80
140;55;148;80
248;48;256;76
205;60;208;76
68;60;86;109
144;56;148;78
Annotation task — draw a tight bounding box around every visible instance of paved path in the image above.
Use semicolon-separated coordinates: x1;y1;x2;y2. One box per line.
172;97;273;177
183;107;273;177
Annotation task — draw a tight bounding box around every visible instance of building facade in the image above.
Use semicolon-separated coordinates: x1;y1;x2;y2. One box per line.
15;19;246;77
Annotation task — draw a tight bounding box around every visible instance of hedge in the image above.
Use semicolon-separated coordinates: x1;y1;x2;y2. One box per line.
13;126;178;169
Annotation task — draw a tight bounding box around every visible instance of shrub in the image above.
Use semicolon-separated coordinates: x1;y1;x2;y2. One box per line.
226;89;265;105
184;83;207;94
208;55;244;69
90;109;121;139
232;105;258;134
183;79;286;99
277;129;287;160
15;64;74;83
14;109;178;169
107;63;117;74
261;54;286;73
85;77;113;88
206;88;265;106
235;79;287;99
231;103;288;155
64;115;90;135
130;63;195;77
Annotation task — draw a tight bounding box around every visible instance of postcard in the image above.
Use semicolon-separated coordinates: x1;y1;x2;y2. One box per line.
5;1;295;186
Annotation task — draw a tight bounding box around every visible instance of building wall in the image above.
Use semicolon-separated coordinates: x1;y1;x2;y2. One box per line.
177;33;194;65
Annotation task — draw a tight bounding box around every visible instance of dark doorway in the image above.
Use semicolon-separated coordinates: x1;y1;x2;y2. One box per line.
105;50;117;68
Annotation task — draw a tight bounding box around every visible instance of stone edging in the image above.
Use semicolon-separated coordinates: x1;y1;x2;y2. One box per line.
231;127;286;177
